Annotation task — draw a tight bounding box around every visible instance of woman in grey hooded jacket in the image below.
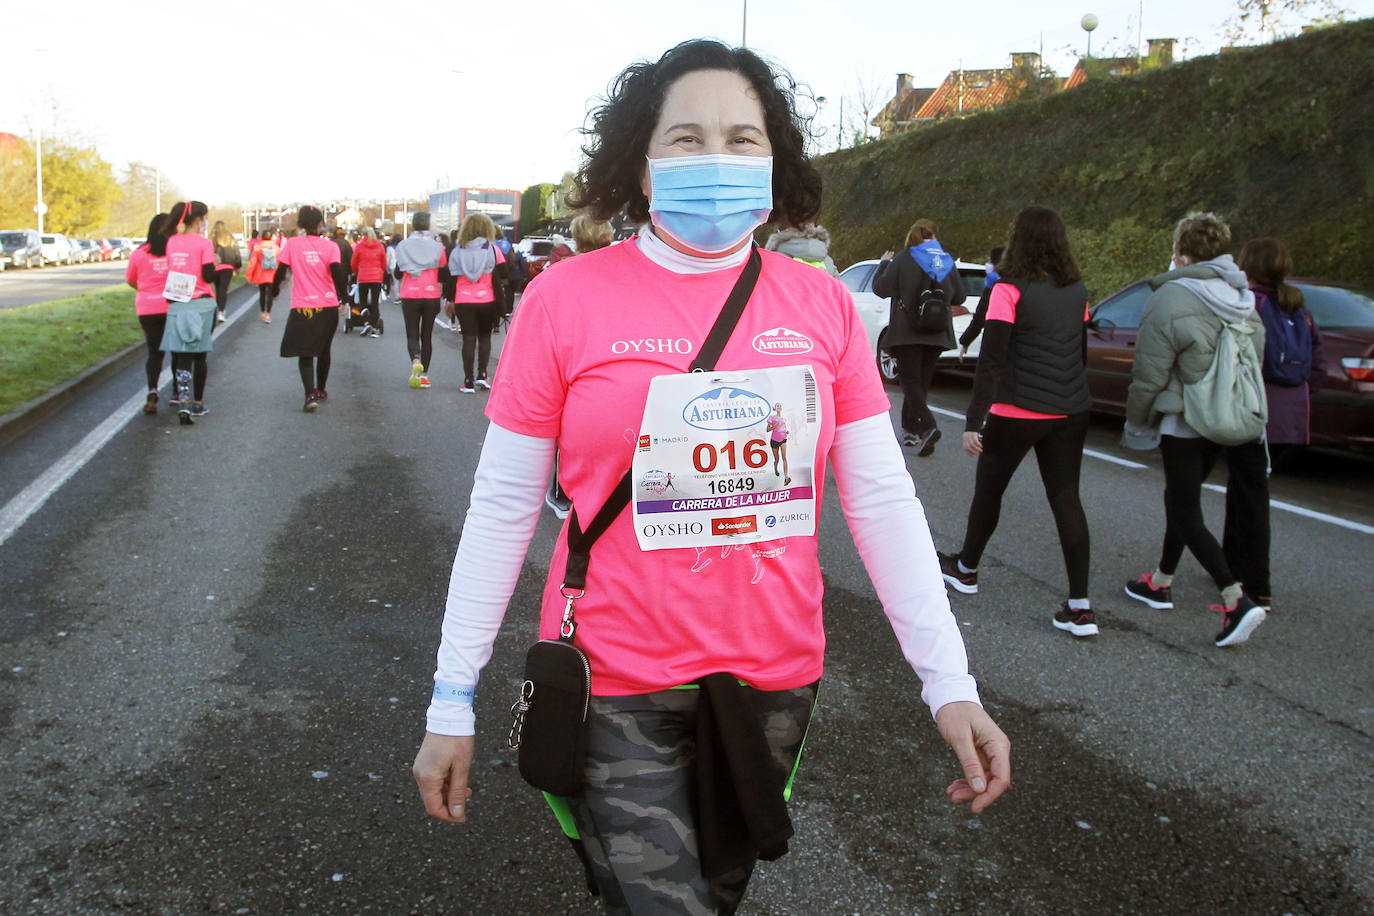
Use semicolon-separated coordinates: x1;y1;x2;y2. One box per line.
1122;212;1269;647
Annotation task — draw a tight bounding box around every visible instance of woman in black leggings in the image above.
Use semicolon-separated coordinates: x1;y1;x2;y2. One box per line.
211;221;241;322
449;213;508;392
937;206;1097;637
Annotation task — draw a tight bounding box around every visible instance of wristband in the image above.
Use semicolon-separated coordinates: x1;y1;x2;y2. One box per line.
432;682;475;704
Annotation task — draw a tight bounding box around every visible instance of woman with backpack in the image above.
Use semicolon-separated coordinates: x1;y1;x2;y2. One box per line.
246;229;280;322
1121;212;1268;646
1239;237;1327;464
872;218;966;455
210;221;241;324
935;207;1096;638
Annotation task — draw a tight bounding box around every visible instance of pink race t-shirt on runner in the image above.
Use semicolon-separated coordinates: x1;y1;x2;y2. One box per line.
165;233;216;300
127;245;170;316
279;234;342;309
985;283;1091;421
399;244;446;299
767;413;789;442
486;240;891;696
452;244;505;304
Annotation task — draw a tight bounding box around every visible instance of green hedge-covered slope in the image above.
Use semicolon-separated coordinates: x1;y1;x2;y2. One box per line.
814;19;1374;300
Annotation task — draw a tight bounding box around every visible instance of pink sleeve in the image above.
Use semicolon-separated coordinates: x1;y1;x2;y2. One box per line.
484;288;566;438
278;237;293;267
326;240;341;264
986;283;1020;323
439;246;448;267
200;236;215;267
125;255;138;285
1084;302;1091;320
832;284;895;425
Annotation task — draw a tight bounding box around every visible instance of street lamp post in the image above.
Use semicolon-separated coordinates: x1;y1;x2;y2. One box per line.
35;132;45;236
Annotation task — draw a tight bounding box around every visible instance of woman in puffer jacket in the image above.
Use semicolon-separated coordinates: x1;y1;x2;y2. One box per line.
764;223;838;276
1122;211;1269;646
350;227;388;336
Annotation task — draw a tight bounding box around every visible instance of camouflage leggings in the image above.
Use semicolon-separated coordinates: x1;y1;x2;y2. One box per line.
568;682;817;915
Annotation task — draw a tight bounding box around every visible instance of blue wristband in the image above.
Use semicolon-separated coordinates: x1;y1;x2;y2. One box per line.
432;683;475;704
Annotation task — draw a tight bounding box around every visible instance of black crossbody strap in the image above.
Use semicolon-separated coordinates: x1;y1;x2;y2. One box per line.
562;245;763;593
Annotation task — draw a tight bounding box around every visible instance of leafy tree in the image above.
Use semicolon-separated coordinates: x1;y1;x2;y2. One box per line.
35;140;119;236
519;183;554;237
103;161;182;237
0;136;36;229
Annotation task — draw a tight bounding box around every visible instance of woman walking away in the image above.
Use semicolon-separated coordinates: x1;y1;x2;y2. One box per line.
1122;212;1269;646
936;207;1096;637
126;214;172;415
873;218;966;455
246;227;280;322
959;245;1004;361
412;39;1009;914
450;212;507;393
210;221;241;324
158;201;218;425
393;212;445;389
272;205;345;412
351;227;387;337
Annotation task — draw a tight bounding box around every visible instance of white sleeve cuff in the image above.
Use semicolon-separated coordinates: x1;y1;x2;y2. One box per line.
829;413;982;718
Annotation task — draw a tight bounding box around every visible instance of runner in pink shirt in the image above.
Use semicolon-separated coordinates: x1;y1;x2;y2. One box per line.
412;40;1010;914
158;201;218;425
393;212;446;389
126;213;172;414
765;401;791;484
272;205;344;412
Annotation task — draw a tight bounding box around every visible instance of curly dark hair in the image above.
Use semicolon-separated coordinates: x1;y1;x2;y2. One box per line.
568;39;822;226
996;206;1081;287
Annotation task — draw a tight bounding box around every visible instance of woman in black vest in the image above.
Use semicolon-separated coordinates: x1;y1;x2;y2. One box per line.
937;206;1097;637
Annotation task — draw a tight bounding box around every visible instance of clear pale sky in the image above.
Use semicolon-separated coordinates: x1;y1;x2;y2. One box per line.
7;0;1371;206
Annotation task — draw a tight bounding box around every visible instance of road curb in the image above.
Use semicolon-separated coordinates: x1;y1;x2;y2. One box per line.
0;340;146;452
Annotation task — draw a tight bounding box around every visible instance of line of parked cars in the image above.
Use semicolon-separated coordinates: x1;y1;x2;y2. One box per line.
0;229;137;269
839;256;1374;452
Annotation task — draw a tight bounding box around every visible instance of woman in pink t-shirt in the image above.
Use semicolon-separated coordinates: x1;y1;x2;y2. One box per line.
272;205;344;412
412;40;1010;912
765;401;791;484
157;200;219;425
448;213;508;392
126;213;172;414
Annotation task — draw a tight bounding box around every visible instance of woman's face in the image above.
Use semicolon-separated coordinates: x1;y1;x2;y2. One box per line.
639;68;772;199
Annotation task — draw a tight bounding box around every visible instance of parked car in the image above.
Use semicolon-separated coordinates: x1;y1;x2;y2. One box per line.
77;238;102;262
1086;278;1374;451
1;228;43;269
40;233;74;266
838;257;988;385
516;236;556;287
93;238;116;261
110;238;135;259
67;237;93;263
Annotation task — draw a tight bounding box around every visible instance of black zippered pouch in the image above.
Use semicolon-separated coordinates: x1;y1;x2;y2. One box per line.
510;638;591;796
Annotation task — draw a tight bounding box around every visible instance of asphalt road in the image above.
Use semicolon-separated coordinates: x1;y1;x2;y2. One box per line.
1;285;1371;915
0;260;129;309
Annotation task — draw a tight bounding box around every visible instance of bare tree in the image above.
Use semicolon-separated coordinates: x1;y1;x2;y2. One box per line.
1225;0;1350;43
843;70;887;149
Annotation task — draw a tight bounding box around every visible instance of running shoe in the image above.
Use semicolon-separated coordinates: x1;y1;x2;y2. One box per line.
178;406;194;425
475;376;491;390
142;391;158;415
916;427;942;457
544;486;572;520
215;312;226;325
1213;596;1266;647
901;432;919;447
314;389;327;401
409;364;425;389
1053;602;1099;637
304;393;319;413
358;323;373;337
460;380;476;393
1124;572;1173;609
368;328;380;338
419;376;431;389
262;313;272;324
938;551;978;594
189;402;208;417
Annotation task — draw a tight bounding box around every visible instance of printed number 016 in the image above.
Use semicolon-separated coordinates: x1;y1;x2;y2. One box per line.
693;439;768;473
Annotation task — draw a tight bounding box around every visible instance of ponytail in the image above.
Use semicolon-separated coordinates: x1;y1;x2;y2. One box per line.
1239;236;1304;314
148;212;174;257
164;200;208;234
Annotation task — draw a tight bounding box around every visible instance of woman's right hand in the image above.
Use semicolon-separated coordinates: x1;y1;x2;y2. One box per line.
962;431;983;456
413;732;475;823
880;249;895;262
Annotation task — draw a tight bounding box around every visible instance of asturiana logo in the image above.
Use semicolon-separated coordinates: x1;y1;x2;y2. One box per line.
682;387;772;431
752;326;813;355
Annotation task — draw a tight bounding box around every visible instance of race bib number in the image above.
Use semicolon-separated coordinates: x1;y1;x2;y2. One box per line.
163;271;196;303
632;365;820;551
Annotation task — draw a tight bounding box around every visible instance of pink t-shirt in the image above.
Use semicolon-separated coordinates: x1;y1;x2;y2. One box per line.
766;413;789;442
165;233;216;300
452;244;506;305
399;244;446;299
127;245;170;316
279;234;342;309
487;241;891;696
985;283;1091;420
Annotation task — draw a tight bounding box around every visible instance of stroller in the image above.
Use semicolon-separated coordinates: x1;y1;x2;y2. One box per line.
343;281;385;335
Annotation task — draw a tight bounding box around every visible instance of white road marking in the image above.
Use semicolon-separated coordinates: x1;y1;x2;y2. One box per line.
0;298;252;548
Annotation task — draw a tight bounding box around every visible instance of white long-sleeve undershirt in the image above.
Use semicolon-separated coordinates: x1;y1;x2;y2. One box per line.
425;415;981;736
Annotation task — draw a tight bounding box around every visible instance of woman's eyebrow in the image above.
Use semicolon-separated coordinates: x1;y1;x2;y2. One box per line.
660;122;704;135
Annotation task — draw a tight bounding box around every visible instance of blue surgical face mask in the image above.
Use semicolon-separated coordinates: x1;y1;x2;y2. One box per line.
647;154;773;254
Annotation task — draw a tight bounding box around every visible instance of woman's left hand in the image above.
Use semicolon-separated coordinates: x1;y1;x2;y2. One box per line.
962;432;983;456
935;701;1011;814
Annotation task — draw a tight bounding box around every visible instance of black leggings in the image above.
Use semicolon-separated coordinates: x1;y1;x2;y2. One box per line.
170;352;207;402
257;283;274;314
213;271;232;314
1157;436;1268;594
959;411;1091;598
298;353;331;395
138;314;167;391
891;343;942;436
358;282;381;321
455;300;496;381
402;298;440;369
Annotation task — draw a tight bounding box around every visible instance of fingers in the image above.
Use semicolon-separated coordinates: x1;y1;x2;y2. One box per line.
937;702;1012;814
413;733;476;824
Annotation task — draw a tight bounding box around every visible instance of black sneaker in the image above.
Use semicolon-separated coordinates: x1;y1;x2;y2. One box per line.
303;393;320;413
1213;596;1267;647
938;551;978;594
1125;572;1173;609
917;427;942;457
177;406;194;425
901;432;919;447
1053;602;1099;637
189;402;208;417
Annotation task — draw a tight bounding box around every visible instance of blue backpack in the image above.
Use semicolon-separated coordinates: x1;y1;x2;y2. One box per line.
1256;293;1313;387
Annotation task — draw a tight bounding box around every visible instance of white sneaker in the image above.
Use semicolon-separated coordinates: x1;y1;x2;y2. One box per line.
475;377;491;390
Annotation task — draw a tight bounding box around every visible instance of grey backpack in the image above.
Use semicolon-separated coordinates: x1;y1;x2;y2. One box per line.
1181;320;1268;446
